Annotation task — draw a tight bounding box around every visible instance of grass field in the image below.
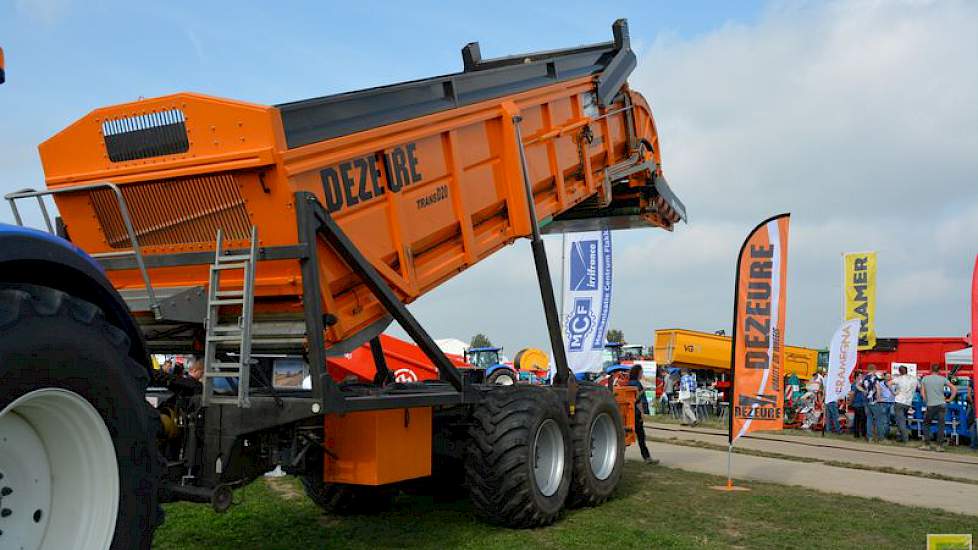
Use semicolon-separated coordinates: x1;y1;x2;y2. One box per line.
153;462;975;549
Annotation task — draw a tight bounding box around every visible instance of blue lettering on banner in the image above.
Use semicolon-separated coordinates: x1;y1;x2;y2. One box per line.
565;297;596;352
590;230;613;350
569;240;599;291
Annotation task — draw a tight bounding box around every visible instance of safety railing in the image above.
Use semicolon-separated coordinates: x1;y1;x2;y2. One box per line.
5;183;161;318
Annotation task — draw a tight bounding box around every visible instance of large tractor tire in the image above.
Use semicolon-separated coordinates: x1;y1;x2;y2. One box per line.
0;284;162;550
567;383;625;507
465;386;572;528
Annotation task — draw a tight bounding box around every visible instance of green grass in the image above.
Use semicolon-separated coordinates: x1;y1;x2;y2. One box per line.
154;463;975;550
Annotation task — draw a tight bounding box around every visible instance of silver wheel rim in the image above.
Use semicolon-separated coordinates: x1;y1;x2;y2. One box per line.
0;389;119;550
493;373;515;385
589;413;618;480
532;419;564;497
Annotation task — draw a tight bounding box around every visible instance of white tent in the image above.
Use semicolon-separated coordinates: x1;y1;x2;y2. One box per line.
435;338;469;357
945;347;973;366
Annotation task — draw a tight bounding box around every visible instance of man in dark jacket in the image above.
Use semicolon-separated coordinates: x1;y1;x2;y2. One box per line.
628;365;658;465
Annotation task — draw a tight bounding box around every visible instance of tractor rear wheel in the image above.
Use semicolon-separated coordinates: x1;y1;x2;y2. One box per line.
567;383;625;507
0;284;162;550
465;386;572;527
485;368;517;385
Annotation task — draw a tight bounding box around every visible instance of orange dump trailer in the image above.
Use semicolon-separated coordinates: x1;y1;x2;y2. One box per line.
4;20;686;539
37;26;683;358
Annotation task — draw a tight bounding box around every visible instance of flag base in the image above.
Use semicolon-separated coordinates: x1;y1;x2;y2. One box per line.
710;479;751;492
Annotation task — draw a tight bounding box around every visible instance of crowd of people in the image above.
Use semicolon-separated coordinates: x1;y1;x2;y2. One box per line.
814;363;977;452
159;357;202;382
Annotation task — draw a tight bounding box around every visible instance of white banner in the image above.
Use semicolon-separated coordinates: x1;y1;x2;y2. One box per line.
561;230;612;374
825;319;861;403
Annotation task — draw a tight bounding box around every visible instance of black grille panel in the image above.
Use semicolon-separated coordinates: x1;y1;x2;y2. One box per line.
102;109;190;162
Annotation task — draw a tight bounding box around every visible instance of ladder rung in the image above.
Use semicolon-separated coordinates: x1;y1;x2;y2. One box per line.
207;396;245;405
210;299;244;306
211;325;242;333
209;362;243;370
207;335;244;342
218;254;251;262
250;337;307;345
216;290;244;298
205;371;240;378
211;263;248;271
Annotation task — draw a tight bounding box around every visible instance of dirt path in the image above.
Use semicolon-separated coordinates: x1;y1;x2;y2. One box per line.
649;422;978;482
633;424;978;517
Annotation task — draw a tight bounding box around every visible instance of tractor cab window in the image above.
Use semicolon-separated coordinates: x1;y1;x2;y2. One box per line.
621;345;644;361
602;345;622;370
465;348;501;369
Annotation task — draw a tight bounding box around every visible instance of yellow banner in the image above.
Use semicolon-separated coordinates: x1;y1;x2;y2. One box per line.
843;252;877;350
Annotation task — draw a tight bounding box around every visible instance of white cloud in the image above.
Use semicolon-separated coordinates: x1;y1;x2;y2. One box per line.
633;0;978;224
403;0;977;352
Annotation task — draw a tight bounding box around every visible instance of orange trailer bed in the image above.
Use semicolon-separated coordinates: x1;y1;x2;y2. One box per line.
34;20;684;355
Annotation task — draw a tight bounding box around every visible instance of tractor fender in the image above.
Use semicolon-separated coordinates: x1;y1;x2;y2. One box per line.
604;364;630;375
485;364;516;377
0;223;149;368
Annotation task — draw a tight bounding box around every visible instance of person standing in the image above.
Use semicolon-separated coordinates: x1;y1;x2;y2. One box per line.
966;383;977;452
878;372;896;439
825;392;842;434
861;364;885;442
890;365;918;443
967;383;977;452
679;368;698;426
628;365;658;465
919;363;957;452
850;372;868;439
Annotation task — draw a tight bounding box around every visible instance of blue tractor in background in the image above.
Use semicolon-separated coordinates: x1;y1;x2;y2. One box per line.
464;346;518;385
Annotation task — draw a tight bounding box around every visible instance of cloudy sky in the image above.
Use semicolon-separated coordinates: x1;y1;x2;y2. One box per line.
1;1;975;353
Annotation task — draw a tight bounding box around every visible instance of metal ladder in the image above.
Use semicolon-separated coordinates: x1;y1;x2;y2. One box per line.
202;226;258;408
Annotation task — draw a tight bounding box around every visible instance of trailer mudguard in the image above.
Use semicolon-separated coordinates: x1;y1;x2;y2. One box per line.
0;223;150;367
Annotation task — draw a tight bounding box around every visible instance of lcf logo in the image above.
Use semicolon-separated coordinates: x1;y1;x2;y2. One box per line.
565;297;596;352
569;240;598;291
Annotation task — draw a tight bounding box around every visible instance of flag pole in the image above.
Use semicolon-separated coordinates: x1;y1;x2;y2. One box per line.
726;443;733;490
559;233;566;314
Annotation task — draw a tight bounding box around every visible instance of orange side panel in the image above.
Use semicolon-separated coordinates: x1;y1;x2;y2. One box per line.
614;386;637;446
40;79;669;352
323;407;432;485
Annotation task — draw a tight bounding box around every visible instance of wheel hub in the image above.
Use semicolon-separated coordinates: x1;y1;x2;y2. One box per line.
0;389;119;550
532;419;565;497
0;412;52;549
588;412;618;480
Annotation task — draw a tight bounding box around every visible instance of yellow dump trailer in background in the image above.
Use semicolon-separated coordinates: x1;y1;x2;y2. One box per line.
653;328;819;380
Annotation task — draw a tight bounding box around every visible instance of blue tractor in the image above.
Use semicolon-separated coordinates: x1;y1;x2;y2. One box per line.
464;346;518;385
0;223;163;549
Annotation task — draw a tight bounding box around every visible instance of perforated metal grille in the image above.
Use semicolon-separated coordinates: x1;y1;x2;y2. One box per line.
102;109;190;162
90;173;252;248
